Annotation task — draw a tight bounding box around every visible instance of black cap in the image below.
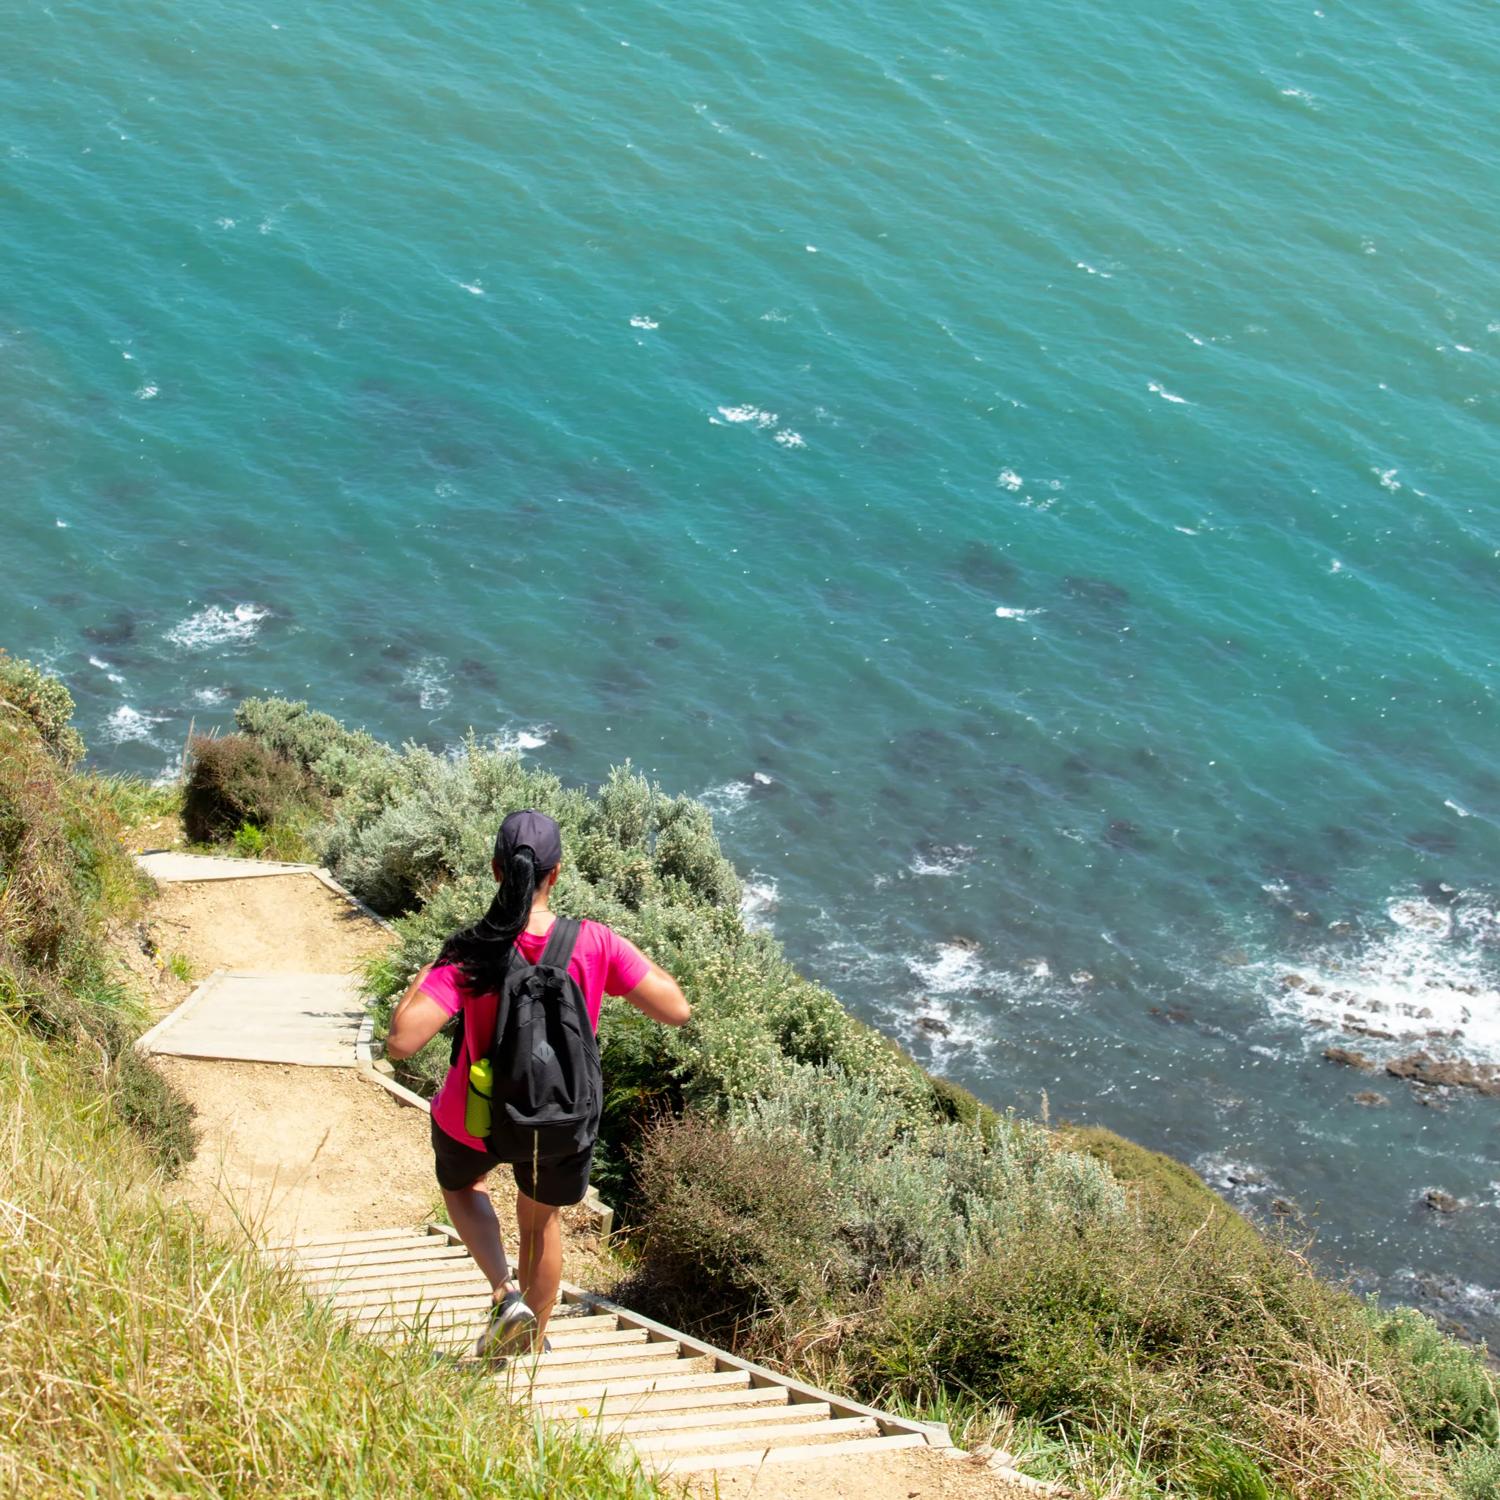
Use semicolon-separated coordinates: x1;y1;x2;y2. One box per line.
495;809;562;871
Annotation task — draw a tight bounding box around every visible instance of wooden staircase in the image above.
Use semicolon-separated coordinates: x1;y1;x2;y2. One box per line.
265;1224;947;1477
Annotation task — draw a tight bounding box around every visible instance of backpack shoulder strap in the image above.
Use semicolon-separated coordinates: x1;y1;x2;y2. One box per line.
537;916;581;972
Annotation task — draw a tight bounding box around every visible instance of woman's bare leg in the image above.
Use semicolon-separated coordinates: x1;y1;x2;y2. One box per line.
441;1180;513;1299
515;1189;563;1339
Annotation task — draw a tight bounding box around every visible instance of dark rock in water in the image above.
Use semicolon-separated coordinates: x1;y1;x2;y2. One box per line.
1406;828;1458;855
1324;1047;1376;1071
1271;1197;1300;1218
456;657;501;692
1349;1024;1397;1041
1421;879;1461;906
1351;1090;1389;1108
650;635;681;651
83;613;138;646
1386;1053;1500;1097
1423;1189;1462;1214
1281;973;1308;989
951;542;1020;593
1062;574;1131;607
945;935;981;953
1104;819;1149;851
1327;920;1356;938
885;726;965;775
1148;1005;1192;1025
915;1015;951;1037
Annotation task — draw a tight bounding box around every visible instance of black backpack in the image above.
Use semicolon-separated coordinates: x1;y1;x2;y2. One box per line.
474;917;602;1160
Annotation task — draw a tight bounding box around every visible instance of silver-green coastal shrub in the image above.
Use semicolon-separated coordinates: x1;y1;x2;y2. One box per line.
732;1066;1125;1282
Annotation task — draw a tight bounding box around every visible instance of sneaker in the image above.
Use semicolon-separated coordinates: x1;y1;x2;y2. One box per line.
475;1288;536;1361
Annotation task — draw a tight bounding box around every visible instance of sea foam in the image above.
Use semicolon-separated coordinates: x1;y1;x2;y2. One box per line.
166;604;269;650
1266;891;1500;1063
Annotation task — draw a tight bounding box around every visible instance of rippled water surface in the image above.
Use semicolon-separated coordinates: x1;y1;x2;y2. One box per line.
6;0;1499;1334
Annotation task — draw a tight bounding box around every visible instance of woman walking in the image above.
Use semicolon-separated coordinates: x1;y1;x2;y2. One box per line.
385;809;690;1357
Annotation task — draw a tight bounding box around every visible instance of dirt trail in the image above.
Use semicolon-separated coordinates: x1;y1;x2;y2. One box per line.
693;1449;1053;1500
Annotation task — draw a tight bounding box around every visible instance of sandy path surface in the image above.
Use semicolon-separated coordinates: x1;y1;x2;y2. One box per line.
692;1448;1056;1499
148;872;388;976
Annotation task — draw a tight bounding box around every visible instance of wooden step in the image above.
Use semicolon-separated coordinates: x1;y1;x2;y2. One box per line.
288;1241;457;1270
633;1415;879;1456
275;1231;436;1257
539;1316;624;1342
265;1226;436;1251
332;1281;493;1311
603;1400;829;1437
525;1369;754;1411
301;1250;473;1284
659;1432;928;1475
529;1339;681;1371
507;1354;712;1393
519;1353;691;1389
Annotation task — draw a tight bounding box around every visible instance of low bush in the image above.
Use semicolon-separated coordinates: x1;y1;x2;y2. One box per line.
1370;1304;1499;1449
846;1216;1454;1498
0;649;85;765
1061;1122;1262;1251
182;733;316;844
0;681;196;1174
625;1112;843;1339
1452;1444;1500;1499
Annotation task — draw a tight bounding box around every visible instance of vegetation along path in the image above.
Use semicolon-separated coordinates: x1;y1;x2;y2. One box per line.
134;852;1044;1496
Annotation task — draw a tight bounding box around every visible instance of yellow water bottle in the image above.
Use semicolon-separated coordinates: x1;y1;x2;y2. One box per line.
466;1057;493;1138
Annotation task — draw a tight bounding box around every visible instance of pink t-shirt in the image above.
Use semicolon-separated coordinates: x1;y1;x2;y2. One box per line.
421;918;649;1150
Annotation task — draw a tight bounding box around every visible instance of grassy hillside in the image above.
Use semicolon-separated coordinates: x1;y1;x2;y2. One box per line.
0;656;661;1498
178;695;1500;1498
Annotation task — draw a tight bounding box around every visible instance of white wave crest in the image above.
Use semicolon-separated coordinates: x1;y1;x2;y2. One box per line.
629;315;659;330
1266;891;1500;1062
1148;381;1189;404
165;604;269;650
994;605;1044;621
716;404;778;428
403;657;452;712
698;780;752;817
910;844;976;877
101;704;167;745
740;877;779;932
494;725;549;755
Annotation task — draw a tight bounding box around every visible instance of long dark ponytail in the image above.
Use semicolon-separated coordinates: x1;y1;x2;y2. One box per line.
438;847;553;995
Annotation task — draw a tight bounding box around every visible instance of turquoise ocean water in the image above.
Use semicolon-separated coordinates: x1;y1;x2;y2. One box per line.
6;0;1499;1334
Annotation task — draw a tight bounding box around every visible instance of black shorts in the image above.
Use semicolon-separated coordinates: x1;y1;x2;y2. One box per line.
430;1117;593;1207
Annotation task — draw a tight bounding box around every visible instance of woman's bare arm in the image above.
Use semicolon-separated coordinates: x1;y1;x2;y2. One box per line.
385;964;452;1060
623;960;691;1026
